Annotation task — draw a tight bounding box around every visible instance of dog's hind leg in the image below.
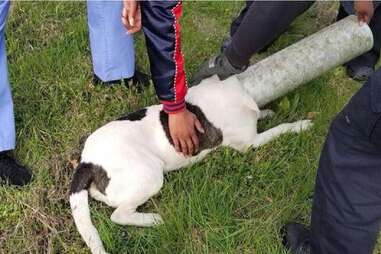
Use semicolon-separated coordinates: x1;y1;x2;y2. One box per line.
258;109;275;120
89;185;117;208
110;172;164;227
110;201;163;227
251;120;312;148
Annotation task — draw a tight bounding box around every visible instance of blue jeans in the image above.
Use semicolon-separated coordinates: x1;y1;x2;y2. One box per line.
87;0;135;82
0;0;15;152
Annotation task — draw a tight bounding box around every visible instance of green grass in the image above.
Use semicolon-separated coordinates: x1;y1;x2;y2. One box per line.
0;2;378;254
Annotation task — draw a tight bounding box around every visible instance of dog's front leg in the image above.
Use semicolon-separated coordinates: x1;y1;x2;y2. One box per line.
251;120;312;148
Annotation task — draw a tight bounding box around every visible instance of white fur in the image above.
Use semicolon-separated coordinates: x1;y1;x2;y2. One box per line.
70;76;312;254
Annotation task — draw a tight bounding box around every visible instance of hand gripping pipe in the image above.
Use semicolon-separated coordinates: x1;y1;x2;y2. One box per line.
237;15;374;107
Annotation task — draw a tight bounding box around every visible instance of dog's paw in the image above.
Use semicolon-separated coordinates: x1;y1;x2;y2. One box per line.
259;109;275;120
152;213;164;226
290;120;313;132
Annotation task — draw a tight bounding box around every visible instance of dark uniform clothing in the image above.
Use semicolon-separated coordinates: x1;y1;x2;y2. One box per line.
224;2;381;253
226;1;380;69
310;68;381;254
338;2;381;71
226;1;313;68
141;1;187;113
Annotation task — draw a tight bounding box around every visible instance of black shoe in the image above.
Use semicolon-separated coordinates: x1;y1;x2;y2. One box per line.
281;222;312;254
191;53;247;86
346;65;374;82
93;68;151;92
0;151;32;186
92;74;122;86
124;68;151;93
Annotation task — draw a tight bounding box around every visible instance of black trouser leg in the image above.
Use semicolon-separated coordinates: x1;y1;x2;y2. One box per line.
372;5;381;61
338;2;381;68
310;69;381;254
225;1;314;68
336;3;348;21
229;1;253;37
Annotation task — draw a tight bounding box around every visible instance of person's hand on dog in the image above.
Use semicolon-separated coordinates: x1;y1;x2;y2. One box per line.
122;0;142;34
355;0;374;25
169;109;204;156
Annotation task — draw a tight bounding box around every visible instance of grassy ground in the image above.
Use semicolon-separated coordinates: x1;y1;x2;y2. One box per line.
0;1;378;254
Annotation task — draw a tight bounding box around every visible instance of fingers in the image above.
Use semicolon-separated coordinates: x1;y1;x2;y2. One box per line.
354;1;374;25
168;110;202;156
179;139;189;156
363;15;371;25
126;24;141;34
190;133;199;154
121;0;141;34
357;13;370;25
173;134;198;156
182;117;202;156
125;0;137;26
122;8;132;30
173;137;181;153
183;119;201;156
194;118;205;134
357;13;363;24
185;137;194;156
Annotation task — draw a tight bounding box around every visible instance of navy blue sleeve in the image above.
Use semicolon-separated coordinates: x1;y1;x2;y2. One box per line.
140;0;187;114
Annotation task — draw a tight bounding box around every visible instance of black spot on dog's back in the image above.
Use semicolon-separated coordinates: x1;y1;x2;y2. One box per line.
70;162;110;195
160;103;223;155
117;108;147;121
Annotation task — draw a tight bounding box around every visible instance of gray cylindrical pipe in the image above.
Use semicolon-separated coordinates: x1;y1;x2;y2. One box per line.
237;15;374;107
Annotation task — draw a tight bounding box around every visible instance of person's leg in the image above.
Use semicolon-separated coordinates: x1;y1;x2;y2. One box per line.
0;0;15;153
336;2;348;21
220;1;254;52
87;0;142;85
223;0;278;54
311;88;381;253
192;1;314;85
230;1;253;38
371;5;381;62
225;1;314;69
0;1;31;186
284;69;381;254
339;2;381;81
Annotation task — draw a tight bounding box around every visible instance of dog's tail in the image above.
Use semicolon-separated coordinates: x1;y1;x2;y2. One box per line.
69;163;107;254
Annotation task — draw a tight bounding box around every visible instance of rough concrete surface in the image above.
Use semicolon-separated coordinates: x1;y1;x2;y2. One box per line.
237;15;374;107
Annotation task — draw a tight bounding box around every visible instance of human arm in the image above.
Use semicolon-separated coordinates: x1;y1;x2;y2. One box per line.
122;0;204;155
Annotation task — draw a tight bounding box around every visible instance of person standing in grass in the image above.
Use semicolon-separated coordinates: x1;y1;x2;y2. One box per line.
87;0;150;90
275;3;381;254
192;0;380;85
283;68;381;254
0;0;31;186
121;0;204;156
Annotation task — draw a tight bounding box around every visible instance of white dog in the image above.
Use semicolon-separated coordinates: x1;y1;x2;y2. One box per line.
69;76;312;254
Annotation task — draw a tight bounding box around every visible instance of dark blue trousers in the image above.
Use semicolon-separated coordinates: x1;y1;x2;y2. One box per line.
226;1;380;69
310;68;381;254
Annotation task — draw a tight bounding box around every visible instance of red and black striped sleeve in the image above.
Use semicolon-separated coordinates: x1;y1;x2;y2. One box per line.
141;0;187;114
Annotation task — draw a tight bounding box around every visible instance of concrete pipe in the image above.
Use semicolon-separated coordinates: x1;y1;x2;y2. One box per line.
237;15;374;107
